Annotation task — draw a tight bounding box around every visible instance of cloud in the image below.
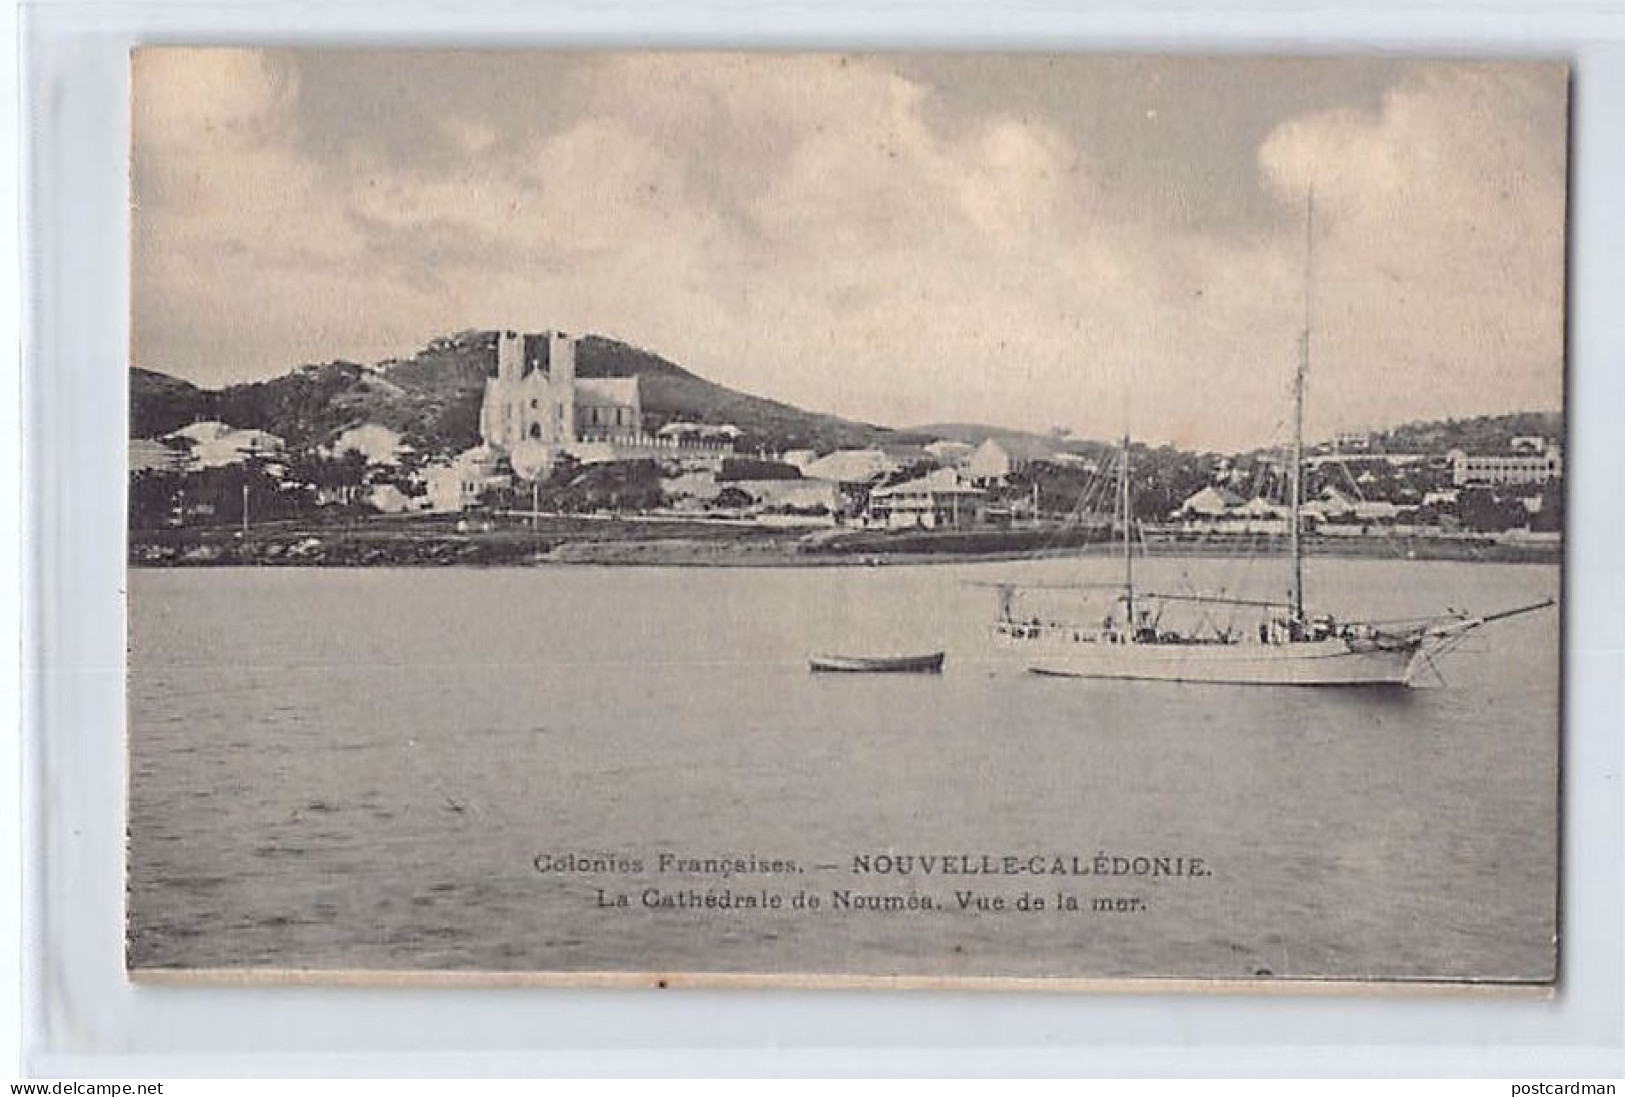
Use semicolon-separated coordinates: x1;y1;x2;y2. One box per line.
1255;65;1567;438
132;49;296;150
130;51;1566;450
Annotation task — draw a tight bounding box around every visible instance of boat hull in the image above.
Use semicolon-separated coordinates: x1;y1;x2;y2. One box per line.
1023;637;1422;686
810;652;946;674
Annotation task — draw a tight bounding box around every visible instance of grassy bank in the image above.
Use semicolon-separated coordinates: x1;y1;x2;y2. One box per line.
128;513;1562;568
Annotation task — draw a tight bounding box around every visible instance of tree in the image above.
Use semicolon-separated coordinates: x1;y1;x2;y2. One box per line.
1530;480;1564;532
129;470;185;530
1457;486;1527;532
713;486;754;510
286;449;369;507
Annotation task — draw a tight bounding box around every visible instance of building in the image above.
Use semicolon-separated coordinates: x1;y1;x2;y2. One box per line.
962;439;1016;486
1048;451;1097;470
328;422;407;467
478;330;739;475
129;438;187;474
657;421;742;445
1236;496;1286;519
1172;489;1288;534
1177;485;1245;518
1352;500;1406;521
865;468;983;530
1449;446;1563;487
1300;486;1357;522
424;446;510;513
878;443;934;468
166;420;234;446
366;483;423;514
958;436;1060;485
803;448;899;486
731;478;841;517
479;330;643;455
163;422;286;469
924;440;975;464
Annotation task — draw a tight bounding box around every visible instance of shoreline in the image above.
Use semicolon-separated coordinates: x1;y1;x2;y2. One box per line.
127;515;1563;568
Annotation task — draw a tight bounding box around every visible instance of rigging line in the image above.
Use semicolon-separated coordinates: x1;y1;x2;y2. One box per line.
1076;461;1108;519
1041;455;1116;556
1051;467;1103;545
1369;610;1478;628
1136;591;1293;609
1208;437;1274;598
1032;462;1091;554
1337;457;1367;503
1332;455;1411;562
1228;457;1273;596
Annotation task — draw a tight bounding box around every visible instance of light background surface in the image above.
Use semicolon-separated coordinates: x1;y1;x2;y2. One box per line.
17;0;1625;1077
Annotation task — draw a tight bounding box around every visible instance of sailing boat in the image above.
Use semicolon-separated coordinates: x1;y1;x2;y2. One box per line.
991;197;1553;687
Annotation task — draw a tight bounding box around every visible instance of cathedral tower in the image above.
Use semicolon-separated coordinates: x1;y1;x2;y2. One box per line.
549;331;578;444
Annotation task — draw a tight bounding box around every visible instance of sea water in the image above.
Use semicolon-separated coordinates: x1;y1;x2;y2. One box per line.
126;555;1559;982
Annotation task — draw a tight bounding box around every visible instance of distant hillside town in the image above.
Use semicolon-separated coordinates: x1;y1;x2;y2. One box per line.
127;329;1563;549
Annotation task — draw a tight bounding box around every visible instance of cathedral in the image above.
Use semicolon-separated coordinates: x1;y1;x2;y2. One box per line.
478;330;643;456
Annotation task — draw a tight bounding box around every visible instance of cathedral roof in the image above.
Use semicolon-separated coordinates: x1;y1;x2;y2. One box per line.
574;377;641;405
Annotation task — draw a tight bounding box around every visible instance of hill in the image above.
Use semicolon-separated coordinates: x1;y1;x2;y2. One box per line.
131;331;922;456
129;368;210;438
566;334;924;452
906;422;1107;462
129;335;1565;465
1364;411;1563;455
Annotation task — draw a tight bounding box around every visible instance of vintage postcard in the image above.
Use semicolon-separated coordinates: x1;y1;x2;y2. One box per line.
126;50;1566;989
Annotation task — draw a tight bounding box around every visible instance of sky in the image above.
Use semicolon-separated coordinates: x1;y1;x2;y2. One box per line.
131;50;1568;451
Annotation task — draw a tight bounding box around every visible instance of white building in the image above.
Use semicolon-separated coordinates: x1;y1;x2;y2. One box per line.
423;446;510;513
163;422;286;469
1236;496;1286;519
1300;486;1358;522
924;439;975;464
866;468;983;530
962;439;1015;486
329;422;407;466
1048;451;1097;470
479;330;643;463
130;438;187;474
804;448;899;485
1353;500;1406;521
1449;446;1563;487
165;420;233;446
658;421;741;444
477;330;744;478
733;478;841;515
959;436;1058;484
366;483;422;514
1177;485;1244;518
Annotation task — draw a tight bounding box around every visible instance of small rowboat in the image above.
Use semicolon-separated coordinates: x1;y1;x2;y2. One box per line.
809;651;945;674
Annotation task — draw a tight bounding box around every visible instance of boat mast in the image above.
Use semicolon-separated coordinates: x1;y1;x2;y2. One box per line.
1120;434;1134;627
1289;188;1313;624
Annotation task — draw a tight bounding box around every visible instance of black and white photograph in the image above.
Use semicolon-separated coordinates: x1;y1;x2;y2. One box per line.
125;49;1566;988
